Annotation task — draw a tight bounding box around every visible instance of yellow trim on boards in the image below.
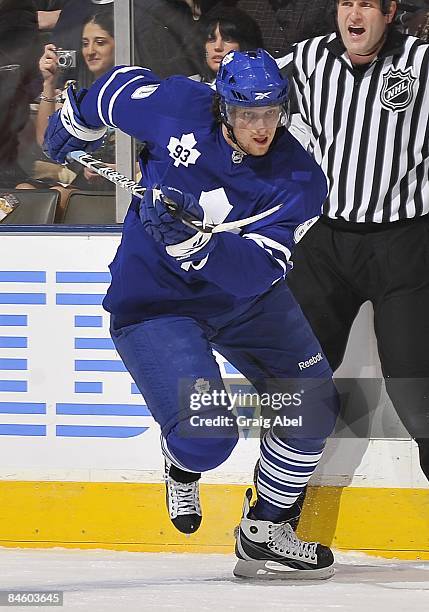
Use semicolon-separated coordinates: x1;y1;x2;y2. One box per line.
0;482;428;559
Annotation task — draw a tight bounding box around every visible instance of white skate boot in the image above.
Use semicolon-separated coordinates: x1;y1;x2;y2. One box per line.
234;488;334;580
164;460;202;534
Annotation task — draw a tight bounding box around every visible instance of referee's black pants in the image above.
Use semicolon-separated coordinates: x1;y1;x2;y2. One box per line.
287;215;429;482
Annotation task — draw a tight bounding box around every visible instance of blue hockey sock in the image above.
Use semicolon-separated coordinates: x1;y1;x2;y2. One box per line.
250;497;298;523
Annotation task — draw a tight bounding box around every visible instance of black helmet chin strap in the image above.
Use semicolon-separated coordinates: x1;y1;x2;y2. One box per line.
224;122;250;156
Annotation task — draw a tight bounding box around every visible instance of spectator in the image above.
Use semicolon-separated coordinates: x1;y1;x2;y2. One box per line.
34;10;115;146
16;9;116;219
0;0;42;189
190;6;263;84
51;0;114;83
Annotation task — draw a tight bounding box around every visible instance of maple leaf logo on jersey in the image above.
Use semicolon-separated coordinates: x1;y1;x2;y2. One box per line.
167;133;201;168
180;187;233;272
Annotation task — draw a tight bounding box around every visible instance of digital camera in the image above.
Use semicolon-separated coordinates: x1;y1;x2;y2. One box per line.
55;50;77;69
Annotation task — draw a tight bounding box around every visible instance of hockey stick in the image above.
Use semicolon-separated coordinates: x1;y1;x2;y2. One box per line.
67;150;283;234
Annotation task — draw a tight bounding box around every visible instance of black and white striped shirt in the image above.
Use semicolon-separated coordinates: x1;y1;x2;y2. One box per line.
278;31;429;223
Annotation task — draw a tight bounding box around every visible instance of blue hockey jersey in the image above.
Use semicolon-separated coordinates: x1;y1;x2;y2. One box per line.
78;66;327;326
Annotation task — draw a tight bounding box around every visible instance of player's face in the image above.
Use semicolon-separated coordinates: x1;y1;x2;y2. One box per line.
205;25;240;74
226;105;281;155
337;1;396;65
82;22;115;78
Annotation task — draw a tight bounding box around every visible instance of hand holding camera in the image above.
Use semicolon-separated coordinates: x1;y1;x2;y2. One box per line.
39;44;77;87
39;44;61;85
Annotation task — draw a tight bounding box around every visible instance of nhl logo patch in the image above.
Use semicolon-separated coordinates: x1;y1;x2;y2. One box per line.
231;150;245;164
380;67;417;112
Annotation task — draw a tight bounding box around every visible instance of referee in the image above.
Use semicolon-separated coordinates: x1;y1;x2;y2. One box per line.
279;0;429;482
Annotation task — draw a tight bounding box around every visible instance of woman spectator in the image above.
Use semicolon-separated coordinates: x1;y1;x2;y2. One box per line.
35;10;115;147
190;7;263;85
16;10;116;220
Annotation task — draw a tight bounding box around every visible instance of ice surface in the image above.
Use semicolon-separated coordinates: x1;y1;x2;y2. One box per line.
1;548;428;611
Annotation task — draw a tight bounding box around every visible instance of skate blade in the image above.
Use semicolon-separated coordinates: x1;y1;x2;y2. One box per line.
233;559;335;581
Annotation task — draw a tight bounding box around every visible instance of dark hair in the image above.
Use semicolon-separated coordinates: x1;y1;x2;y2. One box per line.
82;10;115;39
204;8;263;48
377;0;394;14
195;7;264;81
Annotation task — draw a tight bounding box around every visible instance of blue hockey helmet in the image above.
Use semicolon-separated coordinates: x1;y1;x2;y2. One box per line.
216;48;289;108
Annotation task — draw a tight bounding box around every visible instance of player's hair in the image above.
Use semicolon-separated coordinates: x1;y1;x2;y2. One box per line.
212;93;224;125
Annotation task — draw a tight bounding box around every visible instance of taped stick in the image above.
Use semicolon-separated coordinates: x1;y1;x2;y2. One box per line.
67;150;283;233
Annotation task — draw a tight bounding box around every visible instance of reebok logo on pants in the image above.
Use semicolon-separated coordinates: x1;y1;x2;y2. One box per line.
298;352;323;370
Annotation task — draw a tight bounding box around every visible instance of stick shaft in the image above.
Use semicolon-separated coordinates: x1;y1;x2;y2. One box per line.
67;150;283;233
67;151;147;199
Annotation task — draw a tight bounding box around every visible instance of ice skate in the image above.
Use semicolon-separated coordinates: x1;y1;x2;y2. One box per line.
233;488;334;580
164;460;202;534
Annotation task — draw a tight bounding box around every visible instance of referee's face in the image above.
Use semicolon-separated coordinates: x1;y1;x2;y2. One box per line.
337;1;396;65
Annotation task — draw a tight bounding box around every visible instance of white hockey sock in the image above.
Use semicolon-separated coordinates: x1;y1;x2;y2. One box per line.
257;429;323;509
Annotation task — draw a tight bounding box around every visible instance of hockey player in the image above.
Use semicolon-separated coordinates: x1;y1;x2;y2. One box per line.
44;49;339;579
